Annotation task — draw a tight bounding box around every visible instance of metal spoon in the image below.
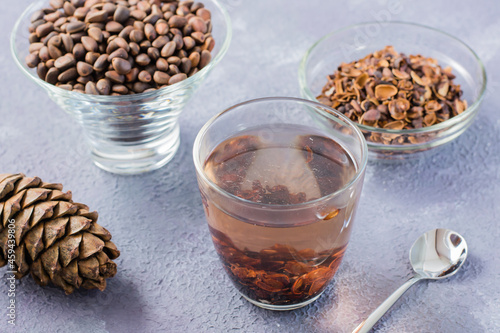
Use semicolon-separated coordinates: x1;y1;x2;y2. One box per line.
352;229;468;333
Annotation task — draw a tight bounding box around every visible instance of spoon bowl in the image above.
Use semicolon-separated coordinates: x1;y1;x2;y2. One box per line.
410;229;468;279
353;229;468;333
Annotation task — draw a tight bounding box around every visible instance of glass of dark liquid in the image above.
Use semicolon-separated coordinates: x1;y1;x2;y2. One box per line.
193;97;367;310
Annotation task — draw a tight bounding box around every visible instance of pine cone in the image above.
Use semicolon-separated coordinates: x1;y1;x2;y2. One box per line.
0;173;119;294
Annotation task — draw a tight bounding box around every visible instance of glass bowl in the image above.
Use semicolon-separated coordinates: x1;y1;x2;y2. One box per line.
11;0;232;174
299;21;487;160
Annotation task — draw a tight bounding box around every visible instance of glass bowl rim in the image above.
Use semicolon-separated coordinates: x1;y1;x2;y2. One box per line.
11;0;232;103
298;20;488;136
192;96;368;210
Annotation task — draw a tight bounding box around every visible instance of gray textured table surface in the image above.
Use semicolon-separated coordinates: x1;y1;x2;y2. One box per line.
1;0;499;332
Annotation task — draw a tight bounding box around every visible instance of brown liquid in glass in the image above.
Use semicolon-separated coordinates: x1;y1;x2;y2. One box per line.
203;125;357;306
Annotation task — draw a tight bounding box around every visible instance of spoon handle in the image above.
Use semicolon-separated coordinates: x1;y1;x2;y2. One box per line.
352;275;423;333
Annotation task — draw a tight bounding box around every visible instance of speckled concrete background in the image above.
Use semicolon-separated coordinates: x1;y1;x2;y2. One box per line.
1;0;499;332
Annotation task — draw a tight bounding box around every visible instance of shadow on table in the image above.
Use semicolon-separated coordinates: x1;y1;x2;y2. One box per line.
71;273;148;333
370;252;485;333
364;115;499;206
107;135;205;226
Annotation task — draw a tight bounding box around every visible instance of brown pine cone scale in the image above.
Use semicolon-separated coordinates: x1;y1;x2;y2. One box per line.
0;173;119;294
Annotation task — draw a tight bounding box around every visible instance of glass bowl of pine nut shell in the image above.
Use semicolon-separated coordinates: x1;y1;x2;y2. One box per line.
299;22;487;160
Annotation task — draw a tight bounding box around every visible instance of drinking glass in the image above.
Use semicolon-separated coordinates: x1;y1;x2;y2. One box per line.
193;97;368;310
